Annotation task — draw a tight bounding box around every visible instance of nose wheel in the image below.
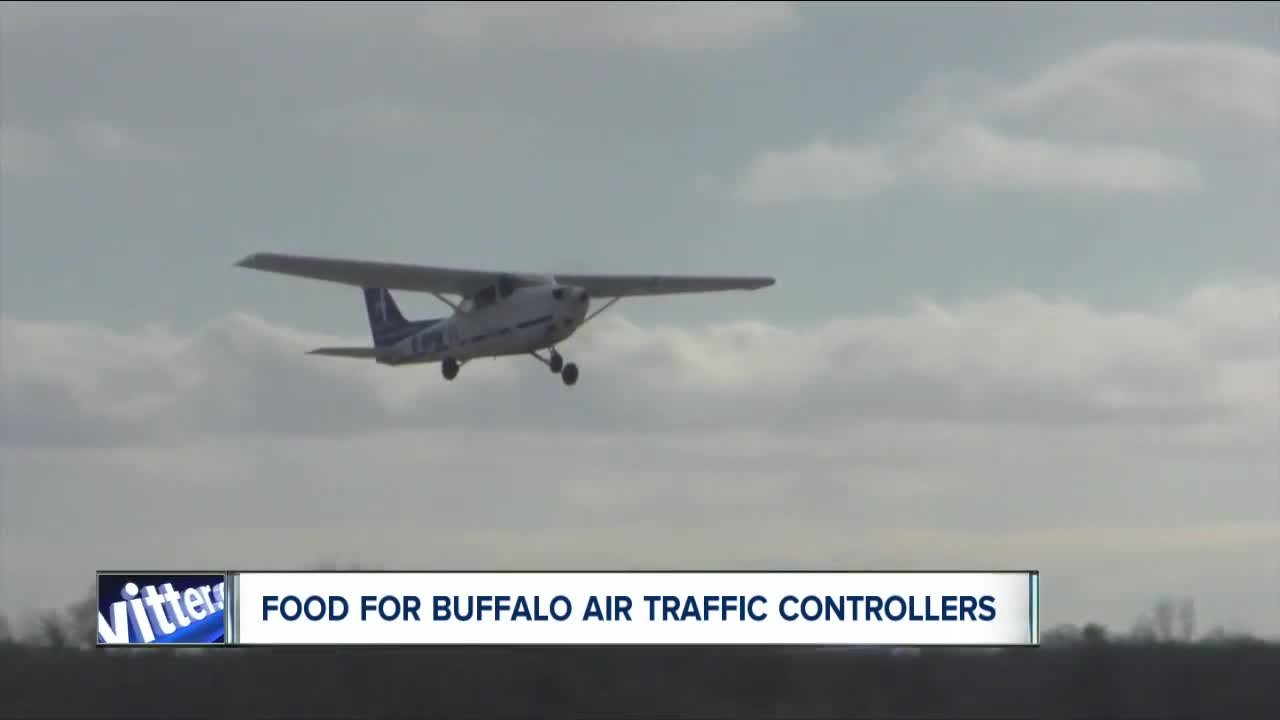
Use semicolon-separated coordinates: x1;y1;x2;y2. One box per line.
442;357;459;380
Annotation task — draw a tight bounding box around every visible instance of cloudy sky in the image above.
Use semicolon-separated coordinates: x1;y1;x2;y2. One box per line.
1;2;1277;637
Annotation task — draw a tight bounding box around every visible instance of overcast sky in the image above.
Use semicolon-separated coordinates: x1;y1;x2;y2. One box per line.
1;2;1278;638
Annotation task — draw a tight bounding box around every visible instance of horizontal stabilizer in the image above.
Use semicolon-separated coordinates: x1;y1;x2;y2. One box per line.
307;346;397;359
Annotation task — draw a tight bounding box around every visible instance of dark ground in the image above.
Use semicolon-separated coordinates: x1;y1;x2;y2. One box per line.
2;638;1276;718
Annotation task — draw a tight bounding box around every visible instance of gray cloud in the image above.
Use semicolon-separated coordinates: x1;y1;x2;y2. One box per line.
302;100;440;141
0;1;197;30
0;120;170;178
3;2;798;52
72;121;143;156
410;2;799;51
0;124;56;176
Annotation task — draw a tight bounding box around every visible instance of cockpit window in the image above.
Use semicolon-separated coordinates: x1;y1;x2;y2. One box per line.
473;285;497;309
497;275;516;298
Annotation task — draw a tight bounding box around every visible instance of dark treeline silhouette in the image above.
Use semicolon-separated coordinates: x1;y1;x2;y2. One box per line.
2;595;1277;718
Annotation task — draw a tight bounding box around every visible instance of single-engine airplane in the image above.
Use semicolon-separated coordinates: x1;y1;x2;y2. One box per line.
235;252;775;386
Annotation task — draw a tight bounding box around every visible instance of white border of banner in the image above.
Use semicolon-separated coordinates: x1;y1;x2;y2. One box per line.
229;570;1040;647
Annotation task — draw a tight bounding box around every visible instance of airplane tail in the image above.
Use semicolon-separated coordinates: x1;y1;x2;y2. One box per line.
363;287;415;348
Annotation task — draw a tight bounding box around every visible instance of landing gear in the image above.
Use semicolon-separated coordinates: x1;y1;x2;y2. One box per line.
442;357;459;381
531;350;580;387
561;362;579;386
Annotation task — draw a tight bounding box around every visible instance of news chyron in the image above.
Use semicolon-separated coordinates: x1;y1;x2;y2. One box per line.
97;572;229;647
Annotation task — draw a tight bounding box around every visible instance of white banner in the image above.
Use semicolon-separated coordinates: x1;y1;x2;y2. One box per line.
231;571;1039;646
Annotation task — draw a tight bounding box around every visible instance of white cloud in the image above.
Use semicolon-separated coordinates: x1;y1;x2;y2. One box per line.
736;39;1279;203
998;40;1280;132
908;123;1202;192
736;139;898;205
1;281;1276;633
737;123;1200;203
0;125;56;176
1;122;168;176
4;282;1273;444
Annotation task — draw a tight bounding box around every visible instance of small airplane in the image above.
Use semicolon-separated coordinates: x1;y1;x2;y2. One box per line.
235;252;775;386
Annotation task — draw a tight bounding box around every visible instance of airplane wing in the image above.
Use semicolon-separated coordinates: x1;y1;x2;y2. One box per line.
236;252;774;297
307;347;398;359
237;253;498;296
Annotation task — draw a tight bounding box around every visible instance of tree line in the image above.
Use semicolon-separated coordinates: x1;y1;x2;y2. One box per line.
1;592;1275;717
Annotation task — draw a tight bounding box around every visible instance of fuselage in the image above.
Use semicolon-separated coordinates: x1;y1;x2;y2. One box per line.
379;283;589;366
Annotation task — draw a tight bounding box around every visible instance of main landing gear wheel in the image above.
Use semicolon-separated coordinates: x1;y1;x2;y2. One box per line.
442;357;459;381
529;350;579;386
561;363;579;386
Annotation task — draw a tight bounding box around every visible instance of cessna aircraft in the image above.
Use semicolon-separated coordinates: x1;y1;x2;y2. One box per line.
235;252;775;386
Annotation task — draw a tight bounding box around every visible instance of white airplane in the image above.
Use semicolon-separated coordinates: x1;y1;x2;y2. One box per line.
235;252;775;386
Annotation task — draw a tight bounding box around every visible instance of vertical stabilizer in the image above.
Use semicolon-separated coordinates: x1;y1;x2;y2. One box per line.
362;288;412;348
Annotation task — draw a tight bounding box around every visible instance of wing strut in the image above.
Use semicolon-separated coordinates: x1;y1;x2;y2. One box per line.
432;292;460;312
582;297;620;327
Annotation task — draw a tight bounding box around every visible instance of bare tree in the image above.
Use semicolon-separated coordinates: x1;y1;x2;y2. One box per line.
1081;622;1108;645
64;586;97;649
1042;624;1082;646
1130;613;1157;642
1152;597;1175;642
1177;598;1196;642
35;610;70;648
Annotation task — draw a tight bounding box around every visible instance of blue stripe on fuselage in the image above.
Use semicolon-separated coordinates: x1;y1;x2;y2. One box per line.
374;318;442;347
386;312;559;362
